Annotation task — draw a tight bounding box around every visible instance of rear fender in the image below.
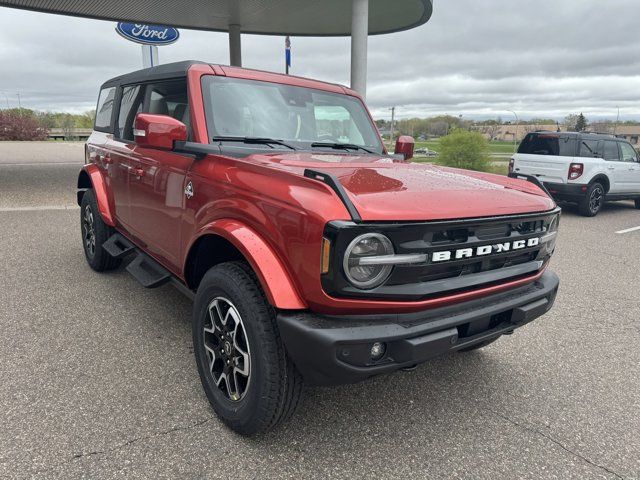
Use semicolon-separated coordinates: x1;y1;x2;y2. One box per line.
190;219;306;310
77;164;116;227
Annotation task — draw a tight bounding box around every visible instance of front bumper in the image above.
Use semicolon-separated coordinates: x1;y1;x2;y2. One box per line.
544;182;586;201
277;270;559;385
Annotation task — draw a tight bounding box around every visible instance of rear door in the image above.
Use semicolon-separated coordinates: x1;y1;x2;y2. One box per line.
105;84;145;230
512;133;576;183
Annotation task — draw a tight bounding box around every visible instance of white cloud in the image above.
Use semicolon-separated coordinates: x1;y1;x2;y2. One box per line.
0;0;638;121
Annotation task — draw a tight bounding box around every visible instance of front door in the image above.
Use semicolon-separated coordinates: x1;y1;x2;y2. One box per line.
126;79;194;273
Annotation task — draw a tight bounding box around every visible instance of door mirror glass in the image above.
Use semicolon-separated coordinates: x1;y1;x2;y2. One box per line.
394;135;415;160
134;113;187;150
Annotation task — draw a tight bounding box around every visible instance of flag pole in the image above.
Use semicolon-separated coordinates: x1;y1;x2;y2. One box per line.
285;36;291;75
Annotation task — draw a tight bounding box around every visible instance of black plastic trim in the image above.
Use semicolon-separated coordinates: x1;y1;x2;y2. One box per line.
508;172;553;197
278;270;559;385
304;169;362;222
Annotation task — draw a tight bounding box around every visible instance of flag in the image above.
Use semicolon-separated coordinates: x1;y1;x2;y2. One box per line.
285;35;291;71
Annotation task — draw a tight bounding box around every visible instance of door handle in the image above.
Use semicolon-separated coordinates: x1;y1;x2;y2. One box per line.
607;166;615;170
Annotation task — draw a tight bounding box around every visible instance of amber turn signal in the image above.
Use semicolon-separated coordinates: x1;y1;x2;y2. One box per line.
321;237;331;274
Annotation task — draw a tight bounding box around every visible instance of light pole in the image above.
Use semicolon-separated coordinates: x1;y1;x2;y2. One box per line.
389;106;396;142
508;110;519;152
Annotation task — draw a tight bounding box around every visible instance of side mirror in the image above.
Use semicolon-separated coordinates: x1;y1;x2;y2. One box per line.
394;135;415;160
134;113;187;150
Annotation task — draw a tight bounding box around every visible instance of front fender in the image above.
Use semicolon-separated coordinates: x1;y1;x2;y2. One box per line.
77;164;116;227
191;219;307;310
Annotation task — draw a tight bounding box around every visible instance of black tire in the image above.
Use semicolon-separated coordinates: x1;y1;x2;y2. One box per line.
458;337;499;352
193;261;303;436
80;189;121;271
578;182;605;217
634;198;640;209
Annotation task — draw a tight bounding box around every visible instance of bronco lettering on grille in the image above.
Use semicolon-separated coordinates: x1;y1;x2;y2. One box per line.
431;237;540;263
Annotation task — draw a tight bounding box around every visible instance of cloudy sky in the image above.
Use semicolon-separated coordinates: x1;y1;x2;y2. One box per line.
0;0;638;121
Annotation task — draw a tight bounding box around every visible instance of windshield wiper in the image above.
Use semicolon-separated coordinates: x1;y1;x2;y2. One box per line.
212;136;297;151
310;142;375;154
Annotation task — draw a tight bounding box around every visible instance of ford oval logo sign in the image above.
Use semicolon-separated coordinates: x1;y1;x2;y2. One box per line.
116;23;180;46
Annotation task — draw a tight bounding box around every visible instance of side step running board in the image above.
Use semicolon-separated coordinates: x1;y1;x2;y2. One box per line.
125;253;172;288
103;233;172;289
102;234;136;259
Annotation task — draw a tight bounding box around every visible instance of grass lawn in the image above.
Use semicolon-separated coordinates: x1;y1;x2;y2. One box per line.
414;139;517;157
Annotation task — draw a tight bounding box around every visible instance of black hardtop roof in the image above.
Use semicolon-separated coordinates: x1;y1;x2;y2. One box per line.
101;60;206;88
527;130;620;140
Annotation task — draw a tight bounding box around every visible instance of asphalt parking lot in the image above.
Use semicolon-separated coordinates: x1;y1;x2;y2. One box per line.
0;143;638;479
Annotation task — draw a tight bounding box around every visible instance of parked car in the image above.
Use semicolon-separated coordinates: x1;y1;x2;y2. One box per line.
78;61;560;435
414;147;438;157
511;131;640;216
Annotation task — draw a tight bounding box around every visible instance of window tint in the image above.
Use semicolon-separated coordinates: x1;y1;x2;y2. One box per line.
143;80;190;136
517;134;575;156
602;141;620;161
95;87;116;130
579;139;600;158
619;142;638;162
117;85;145;140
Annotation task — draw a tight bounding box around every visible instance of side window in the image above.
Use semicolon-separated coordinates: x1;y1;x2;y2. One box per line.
603;141;620;161
117;85;145;140
95;87;116;131
143;79;190;137
620;142;638;162
579;139;600;158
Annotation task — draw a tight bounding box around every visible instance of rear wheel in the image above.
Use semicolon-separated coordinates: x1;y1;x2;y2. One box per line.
578;182;604;217
193;262;302;435
80;189;121;271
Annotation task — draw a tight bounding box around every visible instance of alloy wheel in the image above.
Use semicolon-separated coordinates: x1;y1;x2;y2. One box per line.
83;205;96;257
203;297;251;402
589;185;603;213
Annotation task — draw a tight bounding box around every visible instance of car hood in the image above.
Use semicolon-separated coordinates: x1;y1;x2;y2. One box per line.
246;152;556;221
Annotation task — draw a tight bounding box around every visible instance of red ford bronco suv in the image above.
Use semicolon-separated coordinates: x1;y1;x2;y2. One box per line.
78;61;560;435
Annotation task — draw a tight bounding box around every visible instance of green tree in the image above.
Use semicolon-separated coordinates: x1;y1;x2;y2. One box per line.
437;129;491;172
575;113;588;132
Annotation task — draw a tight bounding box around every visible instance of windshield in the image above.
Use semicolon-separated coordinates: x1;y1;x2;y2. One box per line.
201;76;384;154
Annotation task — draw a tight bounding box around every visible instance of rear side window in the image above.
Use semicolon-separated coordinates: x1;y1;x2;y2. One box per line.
117;85;145;140
95;87;116;131
602;141;620;161
517;134;575;156
579;139;600;158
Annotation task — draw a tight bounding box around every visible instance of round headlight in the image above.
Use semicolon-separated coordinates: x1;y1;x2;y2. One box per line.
343;233;394;289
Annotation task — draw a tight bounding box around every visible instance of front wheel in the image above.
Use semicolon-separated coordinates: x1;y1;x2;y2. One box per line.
193;262;302;435
578;182;604;217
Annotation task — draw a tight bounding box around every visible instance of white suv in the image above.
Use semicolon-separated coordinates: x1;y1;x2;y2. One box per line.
510;132;640;216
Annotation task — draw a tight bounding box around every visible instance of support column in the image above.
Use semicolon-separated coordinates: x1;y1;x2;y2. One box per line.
141;45;159;68
229;24;242;67
350;0;369;98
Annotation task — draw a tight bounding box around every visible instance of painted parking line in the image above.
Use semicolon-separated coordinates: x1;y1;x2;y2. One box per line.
615;226;640;234
0;205;79;212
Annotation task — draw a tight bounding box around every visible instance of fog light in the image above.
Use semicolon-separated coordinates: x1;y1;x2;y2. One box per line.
370;342;386;360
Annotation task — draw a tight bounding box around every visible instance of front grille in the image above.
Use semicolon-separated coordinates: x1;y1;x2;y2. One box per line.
323;208;559;301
